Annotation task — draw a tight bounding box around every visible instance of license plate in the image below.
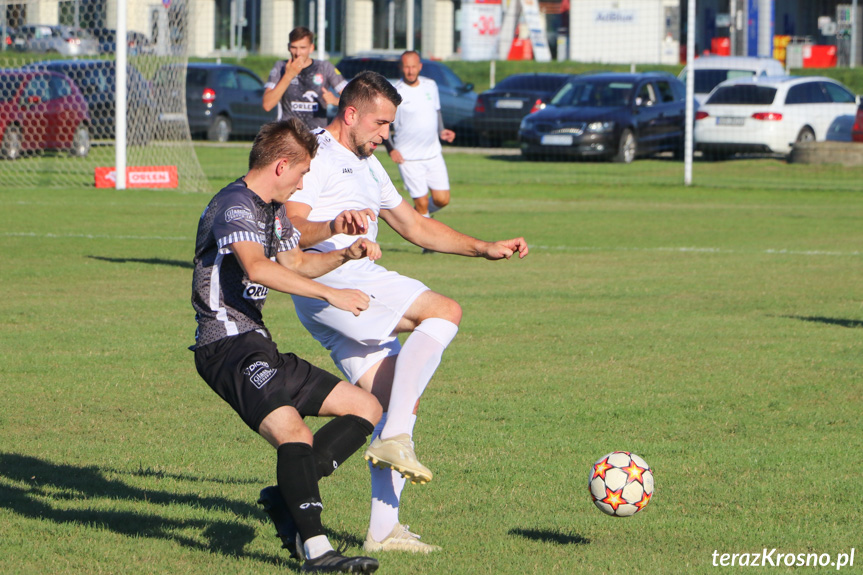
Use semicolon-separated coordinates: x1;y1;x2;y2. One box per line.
541;134;573;146
495;99;524;109
716;117;745;126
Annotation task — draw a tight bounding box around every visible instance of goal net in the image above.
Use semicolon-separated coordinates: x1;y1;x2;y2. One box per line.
0;0;208;192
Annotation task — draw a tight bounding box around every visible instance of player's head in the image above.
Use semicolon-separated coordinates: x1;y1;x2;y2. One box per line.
338;71;402;158
249;119;317;200
288;27;314;60
400;51;422;85
249;118;318;171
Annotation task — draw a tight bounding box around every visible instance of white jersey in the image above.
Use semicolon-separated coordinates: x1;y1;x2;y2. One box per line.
392;77;442;161
290;129;403;256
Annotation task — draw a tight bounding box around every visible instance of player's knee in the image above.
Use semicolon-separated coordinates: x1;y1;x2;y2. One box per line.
431;191;450;208
443;299;462;325
353;393;383;426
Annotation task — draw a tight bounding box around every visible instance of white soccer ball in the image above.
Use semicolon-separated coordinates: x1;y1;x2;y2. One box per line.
589;451;654;517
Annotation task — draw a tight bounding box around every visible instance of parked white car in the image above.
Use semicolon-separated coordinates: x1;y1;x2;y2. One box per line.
679;56;785;105
694;75;859;159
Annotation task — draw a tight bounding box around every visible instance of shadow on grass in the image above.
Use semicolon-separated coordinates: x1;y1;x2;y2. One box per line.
782;315;863;328
0;452;305;569
87;255;193;269
508;527;590;545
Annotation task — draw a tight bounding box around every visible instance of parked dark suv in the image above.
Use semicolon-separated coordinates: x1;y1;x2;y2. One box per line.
473;73;571;147
519;72;688;163
336;55;478;140
154;63;276;142
23;59;156;143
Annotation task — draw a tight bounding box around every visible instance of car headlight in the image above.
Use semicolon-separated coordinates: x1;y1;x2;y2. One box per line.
586;121;614;133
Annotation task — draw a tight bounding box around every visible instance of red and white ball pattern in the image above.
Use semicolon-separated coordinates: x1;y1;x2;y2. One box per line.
589;451;654;517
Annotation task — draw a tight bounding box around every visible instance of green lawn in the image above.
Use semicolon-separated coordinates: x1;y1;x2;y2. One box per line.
1;148;862;574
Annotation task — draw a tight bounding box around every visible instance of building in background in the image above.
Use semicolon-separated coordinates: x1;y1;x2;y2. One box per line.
2;0;860;65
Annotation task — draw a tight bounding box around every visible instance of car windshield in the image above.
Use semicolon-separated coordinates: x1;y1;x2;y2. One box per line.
690;69;757;94
551;80;633;107
337;59;400;80
706;84;777;105
496;75;567;92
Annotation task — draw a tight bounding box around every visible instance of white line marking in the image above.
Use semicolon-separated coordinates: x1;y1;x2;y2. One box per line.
4;233;861;257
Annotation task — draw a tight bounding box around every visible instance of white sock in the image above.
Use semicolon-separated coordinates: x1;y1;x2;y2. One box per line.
304;534;334;559
380;319;458;439
369;413;416;541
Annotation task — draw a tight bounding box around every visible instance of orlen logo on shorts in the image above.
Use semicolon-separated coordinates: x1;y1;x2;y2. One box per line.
244;283;269;300
244;360;277;389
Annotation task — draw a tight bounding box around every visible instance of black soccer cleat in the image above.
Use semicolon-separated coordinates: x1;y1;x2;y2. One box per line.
301;549;380;573
257;485;302;560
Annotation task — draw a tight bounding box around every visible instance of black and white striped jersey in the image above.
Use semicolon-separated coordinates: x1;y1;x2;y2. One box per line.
191;178;300;348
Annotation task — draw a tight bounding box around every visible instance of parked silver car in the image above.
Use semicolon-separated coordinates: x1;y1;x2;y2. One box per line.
15;25;100;56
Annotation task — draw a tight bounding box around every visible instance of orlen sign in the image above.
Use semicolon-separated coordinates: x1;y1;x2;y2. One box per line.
95;166;179;189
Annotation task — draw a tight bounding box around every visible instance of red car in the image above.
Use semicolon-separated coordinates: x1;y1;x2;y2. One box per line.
0;70;91;159
852;104;863;143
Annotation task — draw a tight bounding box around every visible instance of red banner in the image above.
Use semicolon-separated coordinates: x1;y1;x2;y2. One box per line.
95;166;179;188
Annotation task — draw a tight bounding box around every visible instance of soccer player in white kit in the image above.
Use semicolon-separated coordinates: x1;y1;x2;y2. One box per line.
285;71;528;553
384;51;455;218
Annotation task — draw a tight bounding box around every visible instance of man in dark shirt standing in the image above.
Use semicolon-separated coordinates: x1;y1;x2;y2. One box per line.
263;27;347;129
191;118;382;573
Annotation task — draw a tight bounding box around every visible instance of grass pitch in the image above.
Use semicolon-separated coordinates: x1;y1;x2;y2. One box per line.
1;149;862;574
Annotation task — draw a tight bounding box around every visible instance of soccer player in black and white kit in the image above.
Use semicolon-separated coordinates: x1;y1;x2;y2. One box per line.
285;72;529;553
191;118;383;573
263;27;347;130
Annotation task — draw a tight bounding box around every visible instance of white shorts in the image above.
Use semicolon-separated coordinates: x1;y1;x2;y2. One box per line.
397;156;450;199
291;258;429;384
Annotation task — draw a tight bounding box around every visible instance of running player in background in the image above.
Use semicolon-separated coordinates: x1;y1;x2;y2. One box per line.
384;51;455;221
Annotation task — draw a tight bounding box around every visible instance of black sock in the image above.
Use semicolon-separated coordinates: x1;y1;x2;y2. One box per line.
277;442;325;543
313;415;375;479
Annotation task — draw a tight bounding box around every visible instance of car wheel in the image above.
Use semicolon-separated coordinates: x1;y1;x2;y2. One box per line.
613;129;636;164
70;125;91;157
208;116;231;142
795;126;815;144
1;125;22;160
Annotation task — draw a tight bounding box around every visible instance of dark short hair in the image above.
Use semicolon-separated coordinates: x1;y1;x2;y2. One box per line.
338;71;402;116
248;118;318;171
289;26;314;44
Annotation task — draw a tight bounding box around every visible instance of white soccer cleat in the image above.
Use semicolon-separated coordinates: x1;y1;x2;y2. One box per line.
363;433;433;485
363;523;441;553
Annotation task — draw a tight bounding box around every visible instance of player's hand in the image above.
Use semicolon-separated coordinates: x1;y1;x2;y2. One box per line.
440;129;456;143
286;55;307;75
345;238;382;262
329;288;370;316
332;208;376;236
389;149;405;164
483;237;529;260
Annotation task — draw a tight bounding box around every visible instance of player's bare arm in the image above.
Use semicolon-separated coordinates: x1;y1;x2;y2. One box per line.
277;237;381;279
262;57;306;111
231;240;370;315
285;202;376;249
381;199;529;259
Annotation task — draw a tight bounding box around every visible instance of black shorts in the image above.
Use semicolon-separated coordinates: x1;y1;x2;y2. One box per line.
194;330;340;432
